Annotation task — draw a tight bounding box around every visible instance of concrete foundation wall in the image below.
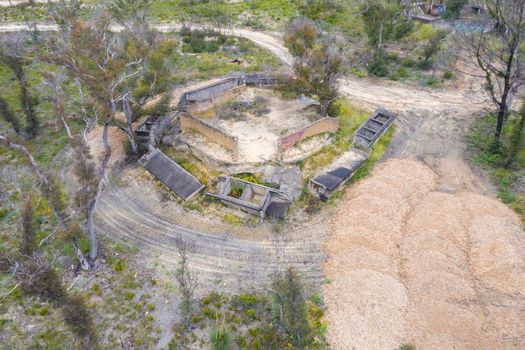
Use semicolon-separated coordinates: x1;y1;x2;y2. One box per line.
180;113;239;161
184;86;245;114
278;117;339;152
185;78;242;101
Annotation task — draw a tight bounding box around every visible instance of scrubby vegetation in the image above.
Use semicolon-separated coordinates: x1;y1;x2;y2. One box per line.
468;112;525;222
169;269;327;350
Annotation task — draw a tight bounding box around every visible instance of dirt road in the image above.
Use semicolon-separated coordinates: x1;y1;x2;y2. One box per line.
0;21;293;66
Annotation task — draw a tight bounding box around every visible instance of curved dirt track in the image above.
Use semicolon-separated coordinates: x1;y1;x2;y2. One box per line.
95;169;328;288
323;159;525;350
0;22;293;66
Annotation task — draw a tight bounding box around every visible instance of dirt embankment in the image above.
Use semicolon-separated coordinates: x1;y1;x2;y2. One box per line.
323;159;525;350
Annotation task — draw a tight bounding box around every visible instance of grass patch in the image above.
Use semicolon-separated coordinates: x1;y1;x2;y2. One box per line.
467;113;525;222
348;126;395;184
171;289;327;349
301;98;369;177
163;147;220;187
223;213;243;225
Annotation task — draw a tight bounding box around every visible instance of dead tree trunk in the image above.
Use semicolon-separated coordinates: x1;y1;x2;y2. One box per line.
0;134;90;270
120;92;139;155
85;117;111;263
495;40;516;139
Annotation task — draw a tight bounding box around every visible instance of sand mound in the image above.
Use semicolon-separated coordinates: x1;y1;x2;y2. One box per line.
323;158;525;350
410;301;496;349
323;269;408;350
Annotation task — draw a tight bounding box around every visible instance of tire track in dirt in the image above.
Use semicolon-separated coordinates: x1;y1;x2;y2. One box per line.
95;168;328;289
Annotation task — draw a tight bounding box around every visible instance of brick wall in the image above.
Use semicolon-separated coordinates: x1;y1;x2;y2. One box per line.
278;117;339;152
180;113;239;161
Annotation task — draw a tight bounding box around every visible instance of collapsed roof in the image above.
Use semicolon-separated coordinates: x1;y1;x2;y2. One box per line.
141;148;204;201
310;149;369;194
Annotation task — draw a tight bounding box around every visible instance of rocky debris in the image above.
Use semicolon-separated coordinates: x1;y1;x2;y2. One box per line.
261;165;303;201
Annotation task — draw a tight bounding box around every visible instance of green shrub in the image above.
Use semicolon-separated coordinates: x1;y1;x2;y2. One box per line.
442;70;454;80
413;23;437;41
240;293;257;307
91;283;102;296
367;50;389;77
443;0;467;19
417;59;432;70
399;344;416;350
210;326;233;350
114;260;127;272
271;268;310;347
202;306;214;318
397;67;409;78
223;213;243;225
424;76;440;88
180;27;226;53
394;20;414;39
124;292;135;301
401;57;415;68
191;315;203;324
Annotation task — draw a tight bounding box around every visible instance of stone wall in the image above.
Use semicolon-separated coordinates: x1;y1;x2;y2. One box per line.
245;73;277;87
180;113;239;161
184;86;245;114
180;77;245;113
278;117;339;152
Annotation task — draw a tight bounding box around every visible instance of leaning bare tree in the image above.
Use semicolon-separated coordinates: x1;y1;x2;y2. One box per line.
0;132;91;270
464;0;525;140
45;2;148;264
0;196;97;348
0;48;40;138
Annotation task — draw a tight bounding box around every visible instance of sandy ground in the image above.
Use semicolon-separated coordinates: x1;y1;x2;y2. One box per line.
323;159;525;350
191;88;321;163
86;124;127;167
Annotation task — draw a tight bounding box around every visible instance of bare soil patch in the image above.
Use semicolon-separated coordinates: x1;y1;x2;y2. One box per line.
189;87;328;163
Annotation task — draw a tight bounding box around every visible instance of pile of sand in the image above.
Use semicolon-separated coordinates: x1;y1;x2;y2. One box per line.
323;159;525;350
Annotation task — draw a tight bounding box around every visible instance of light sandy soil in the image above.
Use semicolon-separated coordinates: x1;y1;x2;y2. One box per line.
191;87;322;163
86;125;127;168
323;159;525;350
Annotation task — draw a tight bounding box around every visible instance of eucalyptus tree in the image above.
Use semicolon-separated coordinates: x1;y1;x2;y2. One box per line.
46;0;150;263
464;0;525;140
